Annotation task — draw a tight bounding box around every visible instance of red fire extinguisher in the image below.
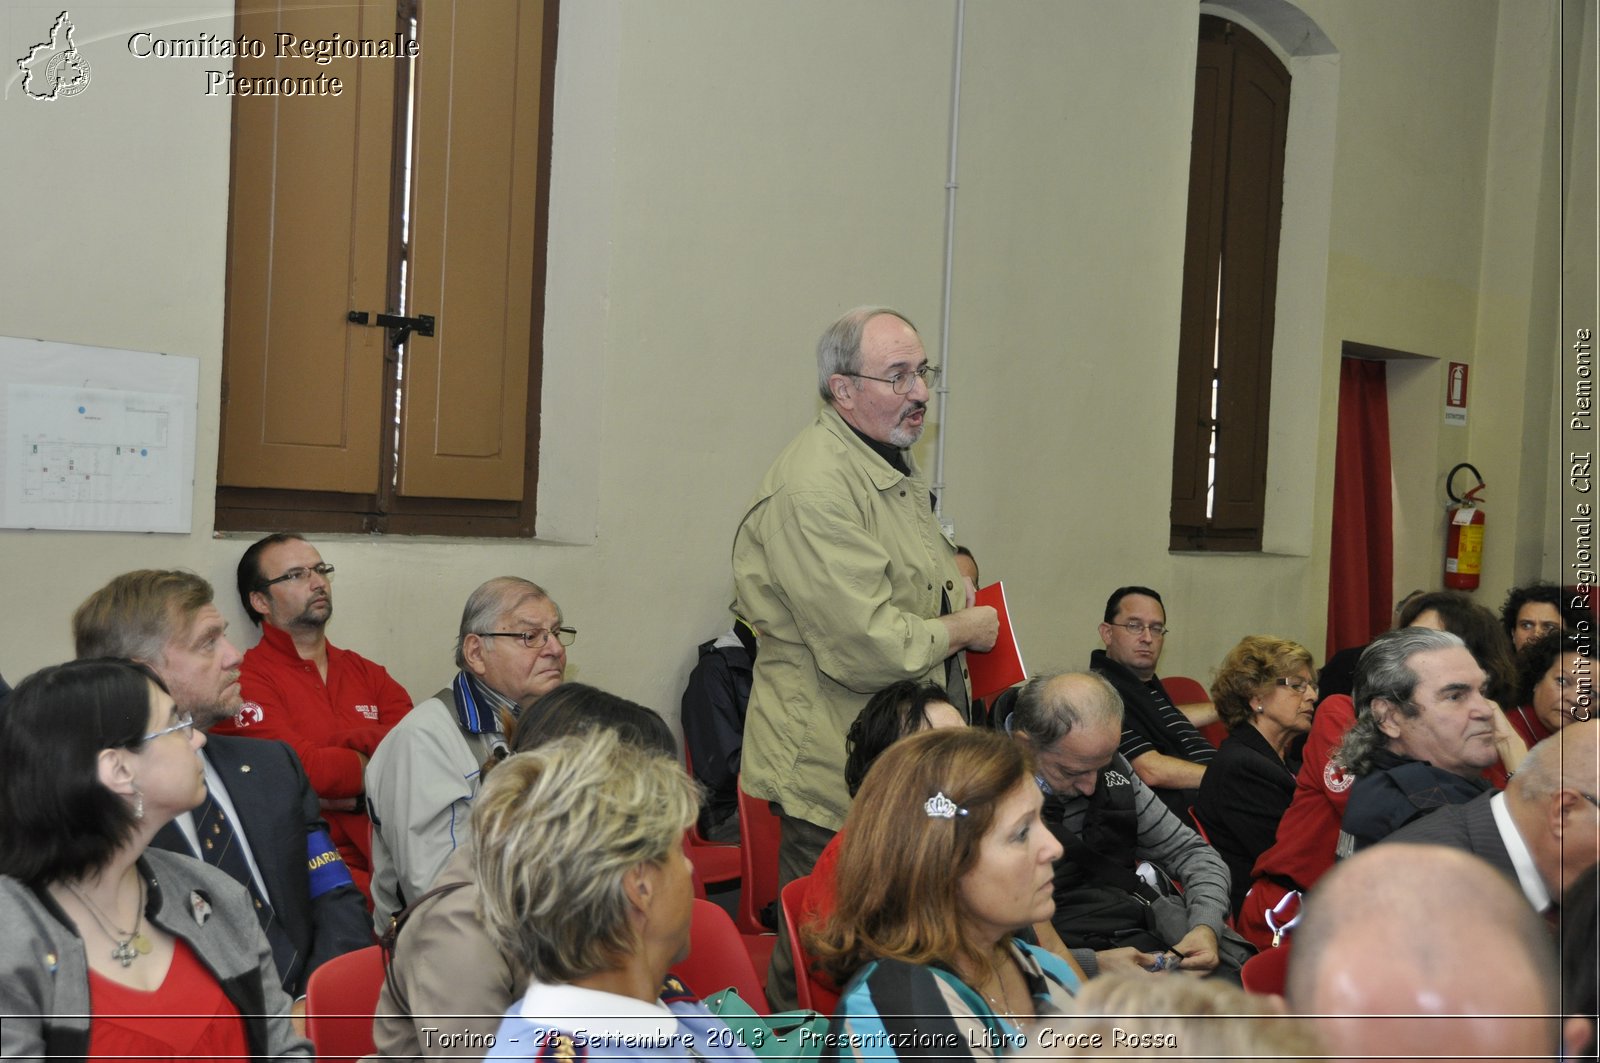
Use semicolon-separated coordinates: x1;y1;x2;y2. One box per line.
1444;463;1485;591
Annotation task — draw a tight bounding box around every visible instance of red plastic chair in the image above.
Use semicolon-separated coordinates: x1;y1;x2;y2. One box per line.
1187;805;1213;846
670;898;772;1013
304;945;385;1063
1240;942;1292;997
683;746;742;892
779;876;840;1016
736;783;782;936
1163;675;1228;748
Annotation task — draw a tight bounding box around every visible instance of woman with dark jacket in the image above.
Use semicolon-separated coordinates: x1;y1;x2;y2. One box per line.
1195;636;1317;915
0;659;308;1061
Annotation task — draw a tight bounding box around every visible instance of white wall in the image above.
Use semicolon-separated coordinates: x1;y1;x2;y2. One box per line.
0;0;1581;724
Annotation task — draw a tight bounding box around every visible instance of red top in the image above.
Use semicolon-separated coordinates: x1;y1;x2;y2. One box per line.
803;831;844;925
1505;703;1556;750
218;623;412;798
87;939;248;1063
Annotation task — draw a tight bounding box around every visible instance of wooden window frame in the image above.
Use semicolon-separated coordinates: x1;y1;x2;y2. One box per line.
215;0;559;538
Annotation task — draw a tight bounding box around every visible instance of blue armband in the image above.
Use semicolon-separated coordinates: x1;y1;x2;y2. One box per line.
306;829;355;897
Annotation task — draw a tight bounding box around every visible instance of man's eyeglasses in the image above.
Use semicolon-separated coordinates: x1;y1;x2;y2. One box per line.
1275;677;1318;696
1107;620;1168;638
846;364;941;396
476;627;578;650
140;713;196;744
260;563;335;588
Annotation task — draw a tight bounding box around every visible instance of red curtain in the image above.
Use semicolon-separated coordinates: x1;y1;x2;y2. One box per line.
1326;358;1393;659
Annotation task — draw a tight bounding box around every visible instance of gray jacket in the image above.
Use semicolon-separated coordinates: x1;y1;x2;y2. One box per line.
0;848;311;1062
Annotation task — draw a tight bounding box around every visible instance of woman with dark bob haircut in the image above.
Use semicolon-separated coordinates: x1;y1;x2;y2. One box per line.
809;728;1078;1057
1195;635;1316;915
0;659;308;1061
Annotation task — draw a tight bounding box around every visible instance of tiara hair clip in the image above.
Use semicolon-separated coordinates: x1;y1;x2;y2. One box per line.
925;792;969;819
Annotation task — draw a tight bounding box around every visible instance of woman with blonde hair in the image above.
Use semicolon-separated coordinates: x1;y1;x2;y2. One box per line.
482;729;757;1062
1195;635;1316;915
809;727;1078;1059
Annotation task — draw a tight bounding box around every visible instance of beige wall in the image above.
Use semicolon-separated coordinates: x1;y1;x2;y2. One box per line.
0;0;1582;724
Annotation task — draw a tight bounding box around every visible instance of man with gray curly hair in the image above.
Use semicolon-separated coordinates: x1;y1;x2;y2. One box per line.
1333;626;1499;854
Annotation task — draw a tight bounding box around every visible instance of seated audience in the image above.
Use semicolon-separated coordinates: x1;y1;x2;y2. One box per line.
680;617;756;845
1507;630;1596;747
1195;636;1316;915
214;533;413;895
810;728;1079;1057
482;730;755;1062
1562;863;1600;1063
1501;579;1587;651
1334;628;1498;853
367;576;572;928
1287;843;1560;1063
1008;672;1247;979
1062;974;1322;1061
1387;721;1600;914
1090;586;1215;828
0;660;308;1060
73;570;370;1016
373;683;674;1060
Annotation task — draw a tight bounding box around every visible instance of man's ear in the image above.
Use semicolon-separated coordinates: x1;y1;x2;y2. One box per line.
461;633;490;677
1372;698;1405;740
829;374;856;410
1097;622;1114;649
1551;788;1582;842
248;588;272;622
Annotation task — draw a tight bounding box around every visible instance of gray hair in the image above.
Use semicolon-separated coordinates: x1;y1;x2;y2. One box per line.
1010;672;1123;750
816;306;916;404
474;730;699;984
1512;720;1599;803
1335;627;1466;776
455;576;553;670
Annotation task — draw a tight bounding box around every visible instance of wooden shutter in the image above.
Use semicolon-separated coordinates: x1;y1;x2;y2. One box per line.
396;0;544;500
218;0;398;493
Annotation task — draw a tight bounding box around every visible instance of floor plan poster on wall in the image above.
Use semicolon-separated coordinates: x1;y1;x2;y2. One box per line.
0;337;197;533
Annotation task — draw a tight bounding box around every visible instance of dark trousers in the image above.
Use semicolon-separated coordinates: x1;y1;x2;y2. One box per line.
764;808;835;1012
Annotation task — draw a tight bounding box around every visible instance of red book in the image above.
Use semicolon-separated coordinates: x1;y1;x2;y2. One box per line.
966;581;1027;704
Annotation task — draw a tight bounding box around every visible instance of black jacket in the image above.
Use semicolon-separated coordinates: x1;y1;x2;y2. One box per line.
151;734;373;996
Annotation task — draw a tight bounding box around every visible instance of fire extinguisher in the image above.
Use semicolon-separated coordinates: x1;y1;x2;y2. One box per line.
1444;463;1486;590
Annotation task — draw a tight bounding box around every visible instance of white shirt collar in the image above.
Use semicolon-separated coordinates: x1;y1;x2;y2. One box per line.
1490;791;1553;912
515;982;678;1041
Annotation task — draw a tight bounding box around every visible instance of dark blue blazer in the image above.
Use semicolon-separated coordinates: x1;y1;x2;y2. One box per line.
151;733;373;996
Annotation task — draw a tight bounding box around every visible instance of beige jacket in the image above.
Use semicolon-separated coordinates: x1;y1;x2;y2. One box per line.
733;405;968;831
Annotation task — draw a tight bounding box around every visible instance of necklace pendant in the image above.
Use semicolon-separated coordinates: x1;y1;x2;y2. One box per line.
131;932;152;955
111;939;137;967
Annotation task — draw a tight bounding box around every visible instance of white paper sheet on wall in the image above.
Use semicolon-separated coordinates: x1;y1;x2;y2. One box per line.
0;336;198;533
